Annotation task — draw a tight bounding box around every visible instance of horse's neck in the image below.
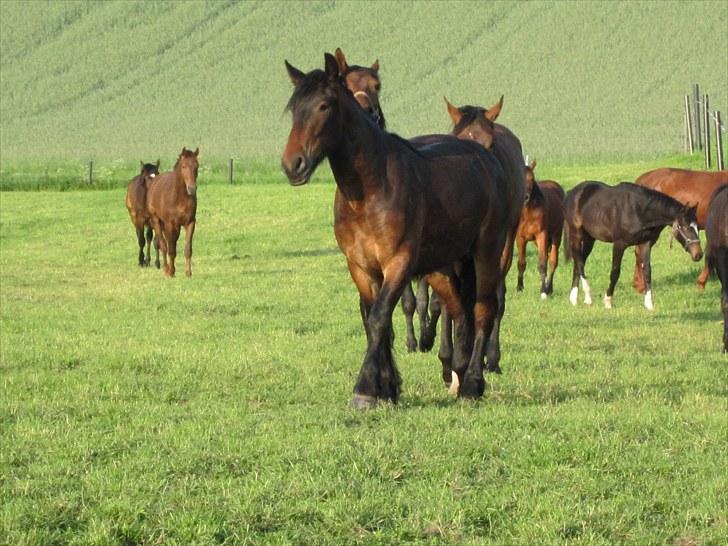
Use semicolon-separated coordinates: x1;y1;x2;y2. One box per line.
328;115;389;202
644;196;681;226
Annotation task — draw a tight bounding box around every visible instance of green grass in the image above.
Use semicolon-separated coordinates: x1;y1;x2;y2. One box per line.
1;0;726;165
1;167;726;544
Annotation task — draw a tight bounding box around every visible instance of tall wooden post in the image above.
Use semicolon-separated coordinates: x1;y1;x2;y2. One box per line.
693;84;702;150
703;94;711;169
683;95;693;154
716;111;724;171
87;161;93;185
228;159;234;185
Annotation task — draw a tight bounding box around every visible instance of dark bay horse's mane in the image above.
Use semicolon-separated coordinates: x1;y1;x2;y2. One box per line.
617;182;686;217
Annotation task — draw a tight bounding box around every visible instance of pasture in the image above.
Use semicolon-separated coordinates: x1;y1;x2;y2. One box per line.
1;162;726;544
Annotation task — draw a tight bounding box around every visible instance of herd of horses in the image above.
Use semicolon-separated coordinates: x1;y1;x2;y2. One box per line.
127;49;727;408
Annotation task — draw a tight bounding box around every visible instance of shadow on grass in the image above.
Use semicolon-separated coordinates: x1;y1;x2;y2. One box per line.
277;247;340;258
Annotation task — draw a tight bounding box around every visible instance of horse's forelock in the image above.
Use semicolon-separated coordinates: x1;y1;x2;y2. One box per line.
286;69;335;112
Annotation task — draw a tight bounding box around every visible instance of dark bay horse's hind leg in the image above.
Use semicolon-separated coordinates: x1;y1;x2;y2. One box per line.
400;282;418;352
144;224;154;267
135;226;146;266
485;279;506;374
632;247;647;294
603;243;626;309
415;278;434;352
546;240;559;295
636;240;657;310
536;232;549;299
569;232;595;306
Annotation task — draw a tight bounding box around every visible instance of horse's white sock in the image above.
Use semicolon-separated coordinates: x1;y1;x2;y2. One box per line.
580;277;592;305
603;294;613;309
569;286;578;305
644;289;654;310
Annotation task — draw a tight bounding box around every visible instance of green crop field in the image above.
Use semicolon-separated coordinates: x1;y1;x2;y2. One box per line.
1;1;727;544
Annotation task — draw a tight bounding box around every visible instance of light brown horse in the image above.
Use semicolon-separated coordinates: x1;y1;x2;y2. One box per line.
515;160;565;298
147;148;199;278
125;160;160;267
444;95;525;374
633;167;727;292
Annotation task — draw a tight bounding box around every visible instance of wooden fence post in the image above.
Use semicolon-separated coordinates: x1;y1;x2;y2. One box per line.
228;159;234;184
693;83;702;150
87;161;93;185
703;94;711;169
716;111;724;171
684;95;693;154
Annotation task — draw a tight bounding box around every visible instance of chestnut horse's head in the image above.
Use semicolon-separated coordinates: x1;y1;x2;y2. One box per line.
672;204;703;262
444;95;504;150
175;147;199;196
282;53;349;186
524;159;536;202
334;48;385;128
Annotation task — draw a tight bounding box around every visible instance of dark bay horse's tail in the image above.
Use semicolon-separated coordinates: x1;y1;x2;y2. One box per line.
563;219;573;262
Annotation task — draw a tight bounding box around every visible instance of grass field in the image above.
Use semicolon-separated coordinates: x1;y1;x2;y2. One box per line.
1;0;726;167
1;162;726;544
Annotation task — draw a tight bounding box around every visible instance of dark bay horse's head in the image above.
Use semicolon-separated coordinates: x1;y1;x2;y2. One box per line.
175;148;199;196
282;53;351;186
140;159;160;184
672;205;703;261
334;48;385;129
445;95;504;150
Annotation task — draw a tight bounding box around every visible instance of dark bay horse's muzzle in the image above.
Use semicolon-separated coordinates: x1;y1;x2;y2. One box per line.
282;153;313;186
687;242;703;262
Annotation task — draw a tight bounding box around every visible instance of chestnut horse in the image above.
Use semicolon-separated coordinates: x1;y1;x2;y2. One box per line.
565;181;702;310
335;48;431;353
147;148;199;278
633;168;727;292
283;54;513;407
443;96;526;374
125;160;160;267
704;185;728;352
515;160;565;298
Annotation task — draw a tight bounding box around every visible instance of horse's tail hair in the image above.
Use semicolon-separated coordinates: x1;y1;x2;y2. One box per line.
563;220;572;262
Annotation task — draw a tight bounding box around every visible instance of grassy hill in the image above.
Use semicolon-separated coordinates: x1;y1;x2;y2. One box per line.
0;0;726;166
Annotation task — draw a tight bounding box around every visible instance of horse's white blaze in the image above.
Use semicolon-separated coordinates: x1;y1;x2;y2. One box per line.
580;277;592;305
448;371;460;396
644;290;654;310
603;295;613;309
569;286;578;306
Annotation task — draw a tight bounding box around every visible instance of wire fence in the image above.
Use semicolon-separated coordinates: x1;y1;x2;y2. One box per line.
683;84;726;170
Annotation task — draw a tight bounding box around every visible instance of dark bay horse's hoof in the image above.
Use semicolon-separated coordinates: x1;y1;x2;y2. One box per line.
458;377;485;399
351;393;378;410
486;365;502;374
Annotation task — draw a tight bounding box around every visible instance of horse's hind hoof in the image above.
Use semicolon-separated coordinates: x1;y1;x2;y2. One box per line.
351;394;378;410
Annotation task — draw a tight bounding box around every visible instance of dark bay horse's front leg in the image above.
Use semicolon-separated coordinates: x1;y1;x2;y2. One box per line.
637;240;656;310
348;260;406;409
184;221;195;277
603;243;626;309
400;282;418;352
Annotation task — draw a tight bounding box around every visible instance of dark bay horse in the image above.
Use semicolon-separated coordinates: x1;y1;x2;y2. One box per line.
282;54;511;407
633;168;727;292
565;181;703;310
515;160;565;298
335;47;435;354
125;160;160;267
704;185;728;352
146;147;199;278
443;96;526;375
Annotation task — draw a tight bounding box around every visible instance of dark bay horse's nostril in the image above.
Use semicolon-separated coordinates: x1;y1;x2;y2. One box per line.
293;155;307;176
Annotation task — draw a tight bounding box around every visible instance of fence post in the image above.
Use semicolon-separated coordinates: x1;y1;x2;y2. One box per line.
683;95;693;154
87;161;93;185
693;83;702;150
228;159;234;184
703;94;711;169
716;111;724;171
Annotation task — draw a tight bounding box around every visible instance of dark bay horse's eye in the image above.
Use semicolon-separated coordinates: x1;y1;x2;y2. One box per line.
374;83;381;92
318;102;329;112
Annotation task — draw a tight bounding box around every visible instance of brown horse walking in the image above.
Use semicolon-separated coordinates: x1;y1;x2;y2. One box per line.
443;95;525;374
125;160;160;267
515;160;565;298
147;148;199;278
704;185;728;352
283;54;513;407
633;167;727;292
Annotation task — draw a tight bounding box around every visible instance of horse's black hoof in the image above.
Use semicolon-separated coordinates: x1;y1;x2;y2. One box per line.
516;284;524;292
351;393;378;410
458;378;485;399
406;341;417;353
486;365;502;375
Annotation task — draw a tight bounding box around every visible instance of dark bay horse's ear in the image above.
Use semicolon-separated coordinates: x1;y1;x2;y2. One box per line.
324;52;339;80
371;59;379;72
334;48;348;73
444;96;462;125
193;147;199;157
485;95;504;122
285;60;305;86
